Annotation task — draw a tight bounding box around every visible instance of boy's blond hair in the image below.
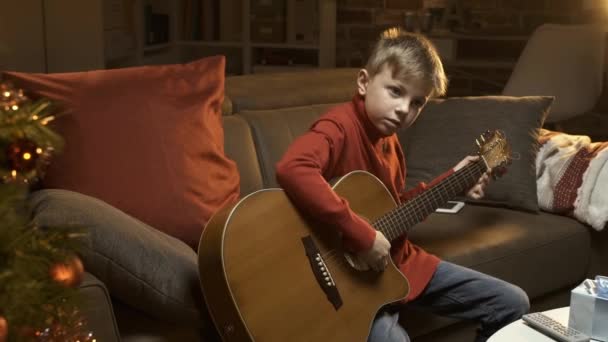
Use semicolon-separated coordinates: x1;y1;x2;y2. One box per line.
366;27;448;97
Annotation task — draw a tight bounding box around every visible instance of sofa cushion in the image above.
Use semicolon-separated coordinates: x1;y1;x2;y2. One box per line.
410;205;589;299
400;205;589;337
240;103;337;187
226;68;358;112
5;56;240;247
399;96;553;212
28;189;208;326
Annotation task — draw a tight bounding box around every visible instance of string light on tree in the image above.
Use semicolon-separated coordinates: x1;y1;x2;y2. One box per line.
6;138;39;173
0;82;27;111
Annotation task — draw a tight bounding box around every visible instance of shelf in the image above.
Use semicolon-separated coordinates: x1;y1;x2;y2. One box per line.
428;32;529;41
251;42;319;50
252;64;316;73
177;41;320;50
445;59;517;69
178;40;243;48
143;43;171;52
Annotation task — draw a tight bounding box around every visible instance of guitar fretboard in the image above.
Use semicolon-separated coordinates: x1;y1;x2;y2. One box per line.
373;161;485;241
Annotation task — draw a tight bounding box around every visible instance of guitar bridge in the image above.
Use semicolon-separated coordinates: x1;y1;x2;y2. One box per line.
301;235;343;310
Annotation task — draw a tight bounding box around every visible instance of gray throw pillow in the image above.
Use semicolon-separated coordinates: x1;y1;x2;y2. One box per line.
27;189;207;325
399;96;553;212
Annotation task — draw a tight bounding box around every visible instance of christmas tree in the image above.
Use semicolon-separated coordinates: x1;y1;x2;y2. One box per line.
0;81;95;342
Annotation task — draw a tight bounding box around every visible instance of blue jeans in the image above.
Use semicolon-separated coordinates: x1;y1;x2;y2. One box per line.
368;261;530;342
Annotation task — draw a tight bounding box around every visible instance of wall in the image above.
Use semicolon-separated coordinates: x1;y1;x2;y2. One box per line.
0;1;46;72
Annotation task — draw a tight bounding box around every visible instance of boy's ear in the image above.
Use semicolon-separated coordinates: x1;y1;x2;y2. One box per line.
357;69;369;96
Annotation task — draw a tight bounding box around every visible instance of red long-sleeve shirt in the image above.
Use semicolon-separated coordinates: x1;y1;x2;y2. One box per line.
275;94;452;301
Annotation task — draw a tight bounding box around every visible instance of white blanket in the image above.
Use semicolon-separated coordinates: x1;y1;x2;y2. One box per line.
536;129;608;230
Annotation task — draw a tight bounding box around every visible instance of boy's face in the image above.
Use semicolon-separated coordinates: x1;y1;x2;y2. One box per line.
357;65;430;136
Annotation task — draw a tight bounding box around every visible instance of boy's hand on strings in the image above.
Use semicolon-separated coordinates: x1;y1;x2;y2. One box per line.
453;155;491;200
357;230;391;272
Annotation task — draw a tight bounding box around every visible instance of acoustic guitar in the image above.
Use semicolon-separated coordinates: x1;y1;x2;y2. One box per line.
198;130;511;341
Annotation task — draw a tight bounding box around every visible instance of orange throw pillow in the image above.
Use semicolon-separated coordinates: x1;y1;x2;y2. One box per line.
4;56;240;247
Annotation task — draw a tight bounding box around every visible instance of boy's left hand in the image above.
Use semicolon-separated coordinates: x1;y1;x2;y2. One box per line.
453;155;491;200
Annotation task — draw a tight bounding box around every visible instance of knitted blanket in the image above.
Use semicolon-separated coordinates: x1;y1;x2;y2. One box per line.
536;129;608;230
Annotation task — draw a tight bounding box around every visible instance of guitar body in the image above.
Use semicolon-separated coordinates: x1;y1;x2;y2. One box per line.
198;171;409;342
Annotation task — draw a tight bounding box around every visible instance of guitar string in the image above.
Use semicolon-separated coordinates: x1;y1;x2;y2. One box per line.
320;163;481;263
384;162;483;240
320;163;482;267
320;162;484;264
378;162;482;242
380;162;483;241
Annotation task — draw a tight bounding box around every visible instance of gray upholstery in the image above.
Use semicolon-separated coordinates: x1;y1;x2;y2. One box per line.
28;189;205;324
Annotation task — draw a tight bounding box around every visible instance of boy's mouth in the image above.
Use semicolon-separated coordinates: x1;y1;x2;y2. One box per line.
386;118;401;128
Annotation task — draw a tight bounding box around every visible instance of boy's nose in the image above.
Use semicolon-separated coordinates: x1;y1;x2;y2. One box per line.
396;100;410;116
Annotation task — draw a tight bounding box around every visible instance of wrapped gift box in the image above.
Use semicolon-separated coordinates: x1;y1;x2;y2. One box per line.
569;279;608;341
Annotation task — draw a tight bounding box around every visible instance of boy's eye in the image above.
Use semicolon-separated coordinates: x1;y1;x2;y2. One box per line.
388;86;401;96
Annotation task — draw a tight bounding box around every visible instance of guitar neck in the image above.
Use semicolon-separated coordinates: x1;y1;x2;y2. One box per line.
374;161;486;241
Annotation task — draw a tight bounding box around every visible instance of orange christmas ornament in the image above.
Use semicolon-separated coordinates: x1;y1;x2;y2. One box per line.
49;256;84;288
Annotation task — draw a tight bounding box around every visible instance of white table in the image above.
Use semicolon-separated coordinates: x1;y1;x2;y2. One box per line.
488;307;599;341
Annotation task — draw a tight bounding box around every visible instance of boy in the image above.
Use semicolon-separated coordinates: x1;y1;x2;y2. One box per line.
275;28;529;342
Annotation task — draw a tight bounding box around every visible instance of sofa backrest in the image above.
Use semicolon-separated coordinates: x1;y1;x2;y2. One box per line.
242;104;339;188
222;69;359;197
222;115;264;196
225;68;358;113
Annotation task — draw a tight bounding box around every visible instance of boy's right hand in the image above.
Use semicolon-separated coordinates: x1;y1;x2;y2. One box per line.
357;230;391;272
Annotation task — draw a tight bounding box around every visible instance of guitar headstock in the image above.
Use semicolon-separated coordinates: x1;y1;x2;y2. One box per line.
476;130;511;178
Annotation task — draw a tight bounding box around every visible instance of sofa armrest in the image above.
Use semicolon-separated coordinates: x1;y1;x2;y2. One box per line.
79;272;120;342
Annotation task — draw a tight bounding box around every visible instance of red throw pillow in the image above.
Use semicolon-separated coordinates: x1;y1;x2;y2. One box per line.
4;56;240;247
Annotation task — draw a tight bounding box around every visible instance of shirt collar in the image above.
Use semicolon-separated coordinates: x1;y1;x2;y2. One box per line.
352;93;384;143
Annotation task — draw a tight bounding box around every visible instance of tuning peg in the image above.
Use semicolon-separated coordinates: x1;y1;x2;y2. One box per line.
476;139;481;148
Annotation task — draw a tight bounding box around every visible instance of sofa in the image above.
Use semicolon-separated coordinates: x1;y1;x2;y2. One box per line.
26;67;607;342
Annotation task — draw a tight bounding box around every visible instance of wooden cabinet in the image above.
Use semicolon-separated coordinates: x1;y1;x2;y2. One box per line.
174;0;336;74
2;0;335;74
